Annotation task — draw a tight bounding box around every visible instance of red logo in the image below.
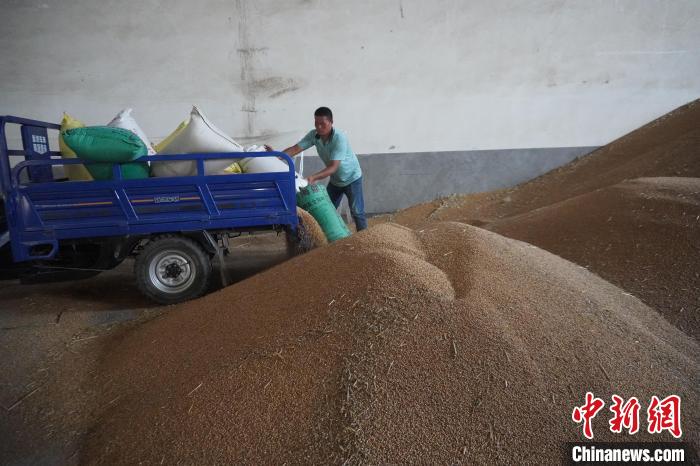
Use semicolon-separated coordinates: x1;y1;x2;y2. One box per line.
572;393;682;439
647;395;682;438
572;392;605;439
609;395;641;435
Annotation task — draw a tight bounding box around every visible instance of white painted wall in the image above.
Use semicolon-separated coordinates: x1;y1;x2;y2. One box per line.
1;0;698;153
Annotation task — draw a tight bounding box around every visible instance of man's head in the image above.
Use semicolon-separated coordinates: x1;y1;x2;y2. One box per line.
314;107;333;138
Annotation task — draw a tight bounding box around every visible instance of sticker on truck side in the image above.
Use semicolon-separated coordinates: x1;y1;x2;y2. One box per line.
154;195;180;204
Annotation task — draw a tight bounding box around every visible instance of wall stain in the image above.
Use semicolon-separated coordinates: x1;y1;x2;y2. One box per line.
251;77;293;91
234;1;303;137
251;77;303;99
235;0;256;136
269;86;301;99
237;47;269;56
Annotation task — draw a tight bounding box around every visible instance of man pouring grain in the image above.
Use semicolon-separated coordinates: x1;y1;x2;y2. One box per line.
265;107;367;231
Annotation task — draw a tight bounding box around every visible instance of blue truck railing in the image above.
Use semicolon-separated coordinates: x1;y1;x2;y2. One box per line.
0;115;298;263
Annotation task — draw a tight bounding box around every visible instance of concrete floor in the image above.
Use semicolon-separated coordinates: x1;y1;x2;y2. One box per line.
0;233;290;465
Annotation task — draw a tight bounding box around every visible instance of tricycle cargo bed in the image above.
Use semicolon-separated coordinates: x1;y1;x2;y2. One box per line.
0;115;299;263
0;115;308;303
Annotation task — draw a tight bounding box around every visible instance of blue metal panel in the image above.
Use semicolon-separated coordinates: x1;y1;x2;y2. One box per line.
1;115;300;263
20;125;54;183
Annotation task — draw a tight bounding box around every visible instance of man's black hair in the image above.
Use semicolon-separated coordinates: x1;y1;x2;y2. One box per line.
314;107;333;121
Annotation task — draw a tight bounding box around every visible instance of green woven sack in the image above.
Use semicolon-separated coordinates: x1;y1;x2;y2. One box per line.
296;184;351;242
62;126;147;163
86;162;150;181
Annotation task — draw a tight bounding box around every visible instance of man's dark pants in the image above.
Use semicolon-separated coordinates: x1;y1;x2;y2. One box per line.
325;177;368;231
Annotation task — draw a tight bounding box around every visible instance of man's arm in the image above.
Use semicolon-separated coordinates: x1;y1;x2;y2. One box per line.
307;160;340;184
264;144;303;157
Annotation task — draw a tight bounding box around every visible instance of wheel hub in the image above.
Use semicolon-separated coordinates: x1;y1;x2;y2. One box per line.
149;251;196;294
164;262;183;279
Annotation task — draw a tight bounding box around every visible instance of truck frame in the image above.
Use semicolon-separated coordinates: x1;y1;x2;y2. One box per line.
0;115;307;304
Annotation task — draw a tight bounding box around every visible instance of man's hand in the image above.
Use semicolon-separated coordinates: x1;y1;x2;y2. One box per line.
306;161;340;185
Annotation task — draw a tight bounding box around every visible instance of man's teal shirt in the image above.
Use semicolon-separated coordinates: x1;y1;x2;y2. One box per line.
297;129;362;187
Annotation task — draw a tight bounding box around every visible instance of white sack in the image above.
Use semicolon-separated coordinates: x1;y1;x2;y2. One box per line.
151;106;244;177
239;155;289;174
107;108;157;155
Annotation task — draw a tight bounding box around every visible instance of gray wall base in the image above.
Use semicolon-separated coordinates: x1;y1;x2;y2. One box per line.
296;146;597;215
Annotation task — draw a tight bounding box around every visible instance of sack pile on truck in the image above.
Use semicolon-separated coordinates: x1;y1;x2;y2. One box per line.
56;106;350;242
58;105;309;186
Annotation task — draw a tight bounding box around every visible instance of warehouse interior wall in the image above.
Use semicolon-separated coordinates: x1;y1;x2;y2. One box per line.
1;0;698;213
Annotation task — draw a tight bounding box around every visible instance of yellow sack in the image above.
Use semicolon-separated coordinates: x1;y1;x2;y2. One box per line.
223;162;242;174
59;113;93;181
155;119;188;153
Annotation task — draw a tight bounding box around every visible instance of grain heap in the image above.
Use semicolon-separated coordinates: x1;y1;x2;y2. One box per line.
80;100;700;463
390;99;700;227
382;99;700;340
84;222;698;464
491;177;700;339
296;206;328;248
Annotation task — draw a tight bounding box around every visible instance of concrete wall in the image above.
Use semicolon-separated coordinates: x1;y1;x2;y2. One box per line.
1;0;698;211
300;146;596;213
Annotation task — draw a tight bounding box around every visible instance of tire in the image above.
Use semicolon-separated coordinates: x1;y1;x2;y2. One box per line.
134;235;212;305
0;244;23;280
285;215;316;257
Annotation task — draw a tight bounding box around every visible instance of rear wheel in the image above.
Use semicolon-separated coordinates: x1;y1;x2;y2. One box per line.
134;235;212;304
0;244;23;280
